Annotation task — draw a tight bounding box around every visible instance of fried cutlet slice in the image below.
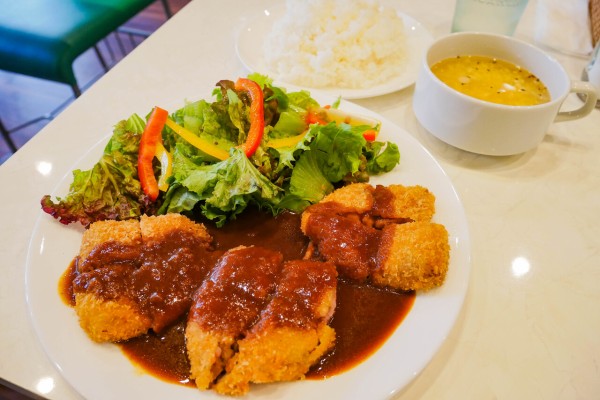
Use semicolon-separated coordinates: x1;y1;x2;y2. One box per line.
74;271;151;343
372;221;450;291
214;260;337;396
74;218;145;342
77;218;142;273
186;246;283;390
133;214;214;333
74;214;213;342
302;206;379;281
300;183;374;232
139;213;212;245
320;182;374;213
371;184;435;222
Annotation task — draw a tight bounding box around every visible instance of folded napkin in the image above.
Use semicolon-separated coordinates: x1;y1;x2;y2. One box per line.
534;0;593;56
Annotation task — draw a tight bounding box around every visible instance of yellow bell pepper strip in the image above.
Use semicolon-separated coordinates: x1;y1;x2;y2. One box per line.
324;108;381;128
138;106;168;201
267;131;308;149
164;118;230;161
234;77;265;157
154;141;172;192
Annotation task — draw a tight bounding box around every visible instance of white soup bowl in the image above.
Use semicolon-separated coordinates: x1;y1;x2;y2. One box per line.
413;32;598;156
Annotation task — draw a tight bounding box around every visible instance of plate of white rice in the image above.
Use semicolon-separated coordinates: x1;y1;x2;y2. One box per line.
236;0;434;99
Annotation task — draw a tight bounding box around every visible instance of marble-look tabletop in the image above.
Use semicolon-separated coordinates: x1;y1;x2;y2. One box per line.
0;0;598;399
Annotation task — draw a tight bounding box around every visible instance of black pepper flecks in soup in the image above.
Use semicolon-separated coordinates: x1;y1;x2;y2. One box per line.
431;55;551;106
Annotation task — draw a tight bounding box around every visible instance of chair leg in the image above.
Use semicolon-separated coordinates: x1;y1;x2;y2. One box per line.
71;84;82;98
160;0;173;18
93;45;109;72
0;118;18;153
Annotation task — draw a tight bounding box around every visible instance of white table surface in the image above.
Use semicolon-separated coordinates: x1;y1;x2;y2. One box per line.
1;0;599;399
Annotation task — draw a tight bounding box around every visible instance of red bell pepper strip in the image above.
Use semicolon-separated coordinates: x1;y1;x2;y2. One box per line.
362;129;378;142
138;106;168;201
234;78;265;157
305;109;328;126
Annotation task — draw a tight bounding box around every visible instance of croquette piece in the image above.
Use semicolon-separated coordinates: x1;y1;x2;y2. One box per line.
75;218;146;342
320;182;374;213
74;292;151;343
140;213;212;246
372;222;450;291
77;219;141;273
301;183;374;232
302;208;378;281
74;214;214;342
214;260;337;396
133;214;215;333
186;246;283;390
301;184;449;291
371;184;436;222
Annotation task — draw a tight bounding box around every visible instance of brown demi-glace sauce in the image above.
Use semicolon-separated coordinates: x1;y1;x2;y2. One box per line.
59;209;415;387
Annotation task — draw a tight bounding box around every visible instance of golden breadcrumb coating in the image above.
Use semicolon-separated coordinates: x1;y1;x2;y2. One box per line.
373;222;449;291
74;213;212;343
140;213;212;245
186;323;235;390
74;293;151;342
212;260;337;396
301;183;374;232
214;325;335;396
372;184;435;222
301;183;449;291
186;246;283;391
320;182;374;213
77;219;141;272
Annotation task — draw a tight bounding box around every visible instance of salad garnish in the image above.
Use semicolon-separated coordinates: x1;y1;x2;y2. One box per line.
138;106;169;201
41;74;400;227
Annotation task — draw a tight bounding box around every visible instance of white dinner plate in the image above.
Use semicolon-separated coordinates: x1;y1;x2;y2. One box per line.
236;4;434;99
25;96;470;400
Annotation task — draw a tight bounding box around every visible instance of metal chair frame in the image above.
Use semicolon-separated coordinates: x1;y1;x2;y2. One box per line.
0;0;172;155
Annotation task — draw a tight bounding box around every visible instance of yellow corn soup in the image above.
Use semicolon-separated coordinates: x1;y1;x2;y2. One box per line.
430;55;551;106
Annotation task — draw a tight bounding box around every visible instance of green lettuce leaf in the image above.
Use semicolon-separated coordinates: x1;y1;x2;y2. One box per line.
365;141;400;174
287;148;334;206
40;114;157;226
161;148;283;226
310;123;366;182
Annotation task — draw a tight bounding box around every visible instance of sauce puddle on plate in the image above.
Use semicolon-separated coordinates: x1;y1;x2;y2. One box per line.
59;209;415;386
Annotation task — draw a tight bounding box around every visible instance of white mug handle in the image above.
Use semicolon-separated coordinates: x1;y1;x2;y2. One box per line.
554;81;598;122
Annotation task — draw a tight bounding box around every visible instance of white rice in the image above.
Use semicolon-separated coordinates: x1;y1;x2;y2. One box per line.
263;0;407;89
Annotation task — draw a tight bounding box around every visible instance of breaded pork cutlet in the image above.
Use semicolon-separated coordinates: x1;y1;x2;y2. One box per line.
300;183;435;233
134;214;214;332
73;214;213;342
301;183;449;291
186;246;283;391
214;260;337;396
300;182;373;233
302;204;378;281
371;184;435;222
73;219;146;342
76;219;142;273
373;221;449;291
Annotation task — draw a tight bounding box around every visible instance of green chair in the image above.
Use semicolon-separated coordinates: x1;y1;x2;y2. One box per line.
0;0;172;152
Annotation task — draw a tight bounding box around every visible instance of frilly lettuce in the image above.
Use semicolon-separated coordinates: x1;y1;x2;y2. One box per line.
41;75;400;227
40;114;159;226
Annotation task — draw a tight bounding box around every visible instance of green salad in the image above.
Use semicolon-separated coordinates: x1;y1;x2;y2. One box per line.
41;74;400;227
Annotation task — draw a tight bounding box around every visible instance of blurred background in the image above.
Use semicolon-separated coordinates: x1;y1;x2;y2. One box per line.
0;0;191;165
